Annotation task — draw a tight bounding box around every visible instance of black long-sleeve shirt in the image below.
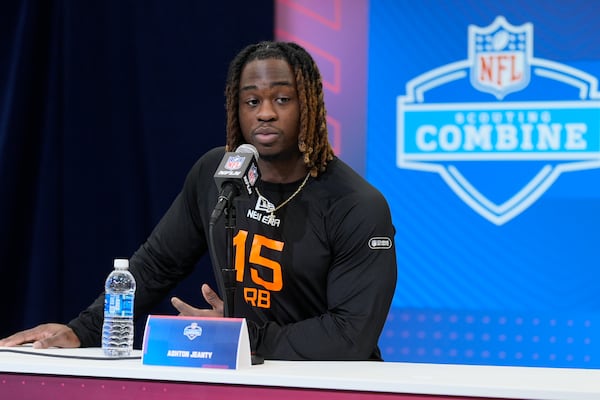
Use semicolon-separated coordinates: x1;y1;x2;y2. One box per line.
69;147;397;360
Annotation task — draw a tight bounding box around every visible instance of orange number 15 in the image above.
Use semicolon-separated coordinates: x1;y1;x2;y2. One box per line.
232;231;284;292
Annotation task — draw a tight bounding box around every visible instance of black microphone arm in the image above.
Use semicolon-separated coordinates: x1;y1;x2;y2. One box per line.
210;183;238;225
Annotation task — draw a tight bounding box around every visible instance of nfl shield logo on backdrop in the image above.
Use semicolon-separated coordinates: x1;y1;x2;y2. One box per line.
469;16;532;100
396;15;600;225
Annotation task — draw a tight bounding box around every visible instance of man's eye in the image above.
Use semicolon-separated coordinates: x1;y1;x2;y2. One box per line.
276;97;290;104
246;99;259;106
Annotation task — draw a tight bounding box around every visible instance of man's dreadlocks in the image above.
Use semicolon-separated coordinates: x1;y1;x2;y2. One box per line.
224;41;334;177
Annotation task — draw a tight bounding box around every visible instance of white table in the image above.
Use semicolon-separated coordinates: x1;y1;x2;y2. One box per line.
1;347;600;399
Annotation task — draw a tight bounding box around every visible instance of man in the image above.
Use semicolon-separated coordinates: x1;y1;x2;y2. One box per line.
0;41;397;360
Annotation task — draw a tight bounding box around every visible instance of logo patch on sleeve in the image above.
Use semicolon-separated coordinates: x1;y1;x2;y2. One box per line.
369;237;393;249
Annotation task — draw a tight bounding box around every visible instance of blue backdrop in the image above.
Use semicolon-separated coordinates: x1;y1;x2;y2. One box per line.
370;0;600;368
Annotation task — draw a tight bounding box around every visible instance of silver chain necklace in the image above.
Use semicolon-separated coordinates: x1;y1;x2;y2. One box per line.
255;172;311;217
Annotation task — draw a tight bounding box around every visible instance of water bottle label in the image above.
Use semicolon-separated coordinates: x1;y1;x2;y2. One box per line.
104;293;134;317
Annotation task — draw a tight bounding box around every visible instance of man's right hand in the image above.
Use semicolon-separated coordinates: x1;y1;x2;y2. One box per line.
170;283;224;318
0;323;81;349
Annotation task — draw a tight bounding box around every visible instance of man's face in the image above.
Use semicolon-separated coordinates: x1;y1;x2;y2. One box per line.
238;58;301;161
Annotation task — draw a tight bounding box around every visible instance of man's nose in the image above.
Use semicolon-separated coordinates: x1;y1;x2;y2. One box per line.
257;101;277;121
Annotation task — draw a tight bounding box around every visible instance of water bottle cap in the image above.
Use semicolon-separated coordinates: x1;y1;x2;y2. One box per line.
114;258;129;269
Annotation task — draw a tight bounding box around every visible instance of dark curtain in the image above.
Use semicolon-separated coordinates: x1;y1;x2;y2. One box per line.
0;0;274;344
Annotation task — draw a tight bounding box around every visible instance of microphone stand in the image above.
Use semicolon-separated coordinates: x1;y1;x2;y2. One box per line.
209;188;264;365
222;201;236;319
222;200;264;366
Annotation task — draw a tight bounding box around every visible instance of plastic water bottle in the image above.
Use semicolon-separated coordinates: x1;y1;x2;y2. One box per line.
102;258;136;357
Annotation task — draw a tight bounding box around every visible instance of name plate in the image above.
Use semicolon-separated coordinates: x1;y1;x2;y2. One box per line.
141;315;251;369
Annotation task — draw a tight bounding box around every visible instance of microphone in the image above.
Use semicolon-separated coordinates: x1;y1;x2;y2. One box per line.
210;144;260;224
